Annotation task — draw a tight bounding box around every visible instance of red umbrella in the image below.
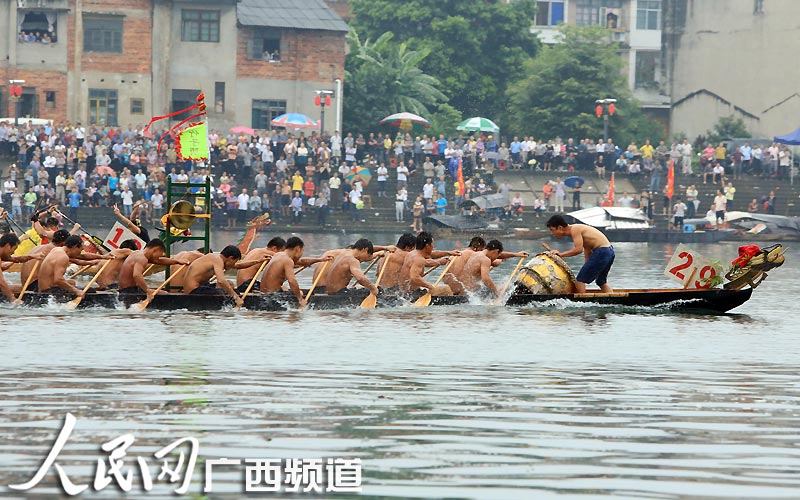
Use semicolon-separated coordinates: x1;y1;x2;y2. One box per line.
230;126;256;135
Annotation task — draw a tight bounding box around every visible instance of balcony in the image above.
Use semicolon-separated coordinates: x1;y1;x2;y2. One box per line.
16;40;67;70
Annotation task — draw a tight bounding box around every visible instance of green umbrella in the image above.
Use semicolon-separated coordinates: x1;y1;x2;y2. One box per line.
456;117;500;133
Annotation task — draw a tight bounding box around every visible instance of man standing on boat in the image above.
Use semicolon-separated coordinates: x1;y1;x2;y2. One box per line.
546;215;614;294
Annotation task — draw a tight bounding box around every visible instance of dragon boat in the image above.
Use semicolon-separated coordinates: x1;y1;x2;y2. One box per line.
9;244;784;314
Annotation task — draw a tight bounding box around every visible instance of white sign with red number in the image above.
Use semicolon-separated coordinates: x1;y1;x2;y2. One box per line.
104;222;145;250
664;244;722;289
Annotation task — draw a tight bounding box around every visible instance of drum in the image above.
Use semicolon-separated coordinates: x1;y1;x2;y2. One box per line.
513;251;577;295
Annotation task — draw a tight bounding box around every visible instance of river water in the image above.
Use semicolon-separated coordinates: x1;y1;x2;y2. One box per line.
1;234;799;499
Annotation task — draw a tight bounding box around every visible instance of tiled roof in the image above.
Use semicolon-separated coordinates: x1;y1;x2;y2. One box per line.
237;0;349;32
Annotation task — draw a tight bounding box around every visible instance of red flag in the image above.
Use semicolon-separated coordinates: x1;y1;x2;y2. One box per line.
456;156;465;196
666;161;675;199
608;172;615;203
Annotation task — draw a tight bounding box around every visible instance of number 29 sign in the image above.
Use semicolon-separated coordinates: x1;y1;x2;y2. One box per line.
664;244;722;289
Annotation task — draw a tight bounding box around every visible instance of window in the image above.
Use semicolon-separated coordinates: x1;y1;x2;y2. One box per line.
248;35;282;61
636;0;661;30
181;10;220;42
251;99;287;130
535;1;564;26
83;16;123;53
754;0;764;14
171;89;201;123
635;51;659;89
575;0;622;26
18;11;58;43
130;98;144;115
45;91;56;110
214;82;225;114
88;89;118;126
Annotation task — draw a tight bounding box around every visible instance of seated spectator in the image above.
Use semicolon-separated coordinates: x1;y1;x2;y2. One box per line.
533;197;546;217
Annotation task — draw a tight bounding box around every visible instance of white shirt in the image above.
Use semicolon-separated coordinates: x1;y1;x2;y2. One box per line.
396;166;408;181
377;166;388;181
151;193;163;209
423;183;434;199
121;190;134;205
237;193;250;210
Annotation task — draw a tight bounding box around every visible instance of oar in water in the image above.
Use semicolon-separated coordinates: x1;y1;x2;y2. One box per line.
234;259;270;311
494;256;527;305
14;261;40;305
65;259;113;310
413;257;457;307
131;264;188;312
300;260;329;310
360;255;390;309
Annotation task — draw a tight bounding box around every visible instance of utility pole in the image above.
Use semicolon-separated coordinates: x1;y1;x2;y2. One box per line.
594;98;617;142
9;80;25;126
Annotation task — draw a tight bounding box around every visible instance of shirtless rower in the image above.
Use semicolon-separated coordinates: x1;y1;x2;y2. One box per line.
443;236;486;295
462;240;527;297
376;233;417;290
95;239;139;290
166;248;207;289
399;231;460;296
324;238;379;296
311;241;394;290
235;237;287;293
260;237;331;305
182;245;268;308
37;235;90;299
1;233;42;302
546;214;615;293
118;239;191;300
19;229;70;291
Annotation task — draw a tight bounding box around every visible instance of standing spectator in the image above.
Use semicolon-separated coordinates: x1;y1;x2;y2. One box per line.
713;189;727;228
724;182;736;211
396;162;409;190
237;188;250;225
120;185;134;217
23;186;37;219
316;185;329;226
395;188;405;222
249;189;262;217
554;178;566;213
291;192;303;223
673;197;687;231
67;187;81;221
150;188;164;221
376;163;388;197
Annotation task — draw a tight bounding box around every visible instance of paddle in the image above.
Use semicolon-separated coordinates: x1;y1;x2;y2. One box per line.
422;265;439;277
413;257;457;307
542;242;554;252
4;213;25;235
300;260;329;310
294;265;308;275
131;264;188;312
68;264;92;280
57;211;111;251
65;259;113;310
14;260;40;304
360;256;389;309
494;256;527;305
234;259;269;311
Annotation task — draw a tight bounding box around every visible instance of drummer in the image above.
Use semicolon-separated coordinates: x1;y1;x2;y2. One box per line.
545;214;614;293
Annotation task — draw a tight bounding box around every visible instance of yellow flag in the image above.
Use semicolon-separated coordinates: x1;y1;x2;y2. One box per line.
177;122;209;160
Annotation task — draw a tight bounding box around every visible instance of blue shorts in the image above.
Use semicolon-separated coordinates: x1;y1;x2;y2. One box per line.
576;246;615;287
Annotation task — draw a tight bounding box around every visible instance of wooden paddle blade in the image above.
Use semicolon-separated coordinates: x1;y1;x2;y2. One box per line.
64;297;81;310
360;293;377;309
131;299;150;312
413;292;432;307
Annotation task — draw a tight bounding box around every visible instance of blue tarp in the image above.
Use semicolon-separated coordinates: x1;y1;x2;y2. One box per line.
774;127;800;145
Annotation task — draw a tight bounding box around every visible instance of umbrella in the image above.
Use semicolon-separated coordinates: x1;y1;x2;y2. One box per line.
95;165;114;176
456;117;500;133
379;112;430;131
564;176;585;189
346;166;372;187
271;113;319;129
230;126;256;135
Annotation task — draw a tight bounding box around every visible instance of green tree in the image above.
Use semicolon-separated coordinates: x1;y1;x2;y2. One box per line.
349;0;539;122
705;115;749;144
428;103;462;138
343;31;447;132
506;25;662;144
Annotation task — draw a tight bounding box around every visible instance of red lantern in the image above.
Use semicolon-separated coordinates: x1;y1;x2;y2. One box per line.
595;105;603;118
608;103;616;116
325;95;331;107
10;85;23;97
314;95;321;106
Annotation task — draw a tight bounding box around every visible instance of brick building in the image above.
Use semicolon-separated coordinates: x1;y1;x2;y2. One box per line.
0;0;347;132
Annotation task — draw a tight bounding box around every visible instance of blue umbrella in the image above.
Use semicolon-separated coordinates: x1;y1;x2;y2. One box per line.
564;176;585;189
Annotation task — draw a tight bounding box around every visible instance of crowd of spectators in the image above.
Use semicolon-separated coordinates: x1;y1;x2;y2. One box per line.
1;119;795;229
18;30;57;44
